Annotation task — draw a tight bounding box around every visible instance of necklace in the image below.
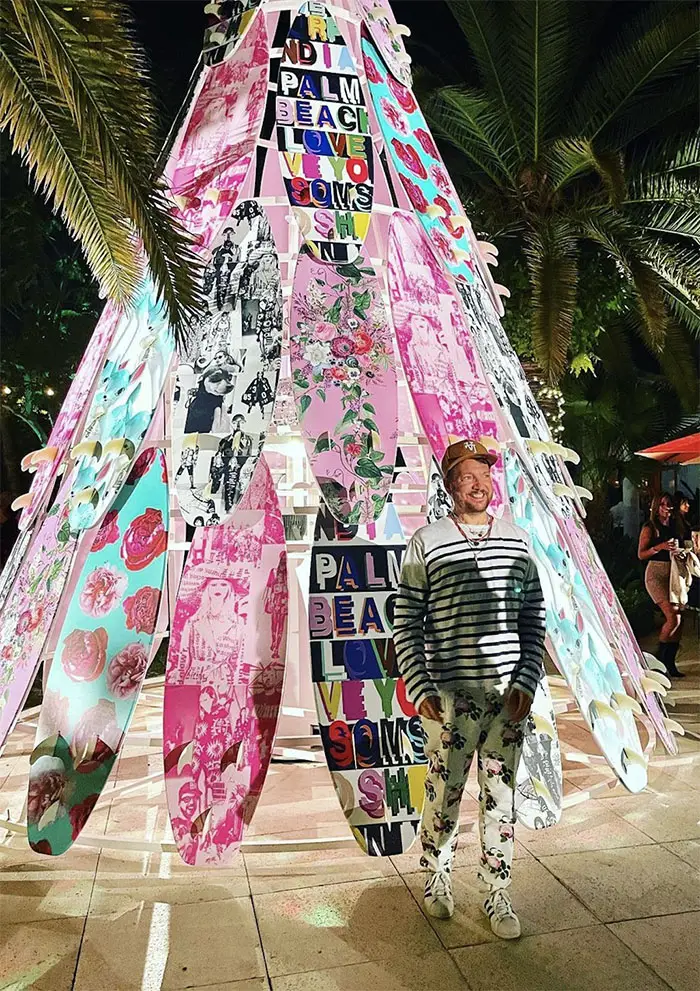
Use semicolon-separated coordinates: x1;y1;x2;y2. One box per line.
451;514;494;563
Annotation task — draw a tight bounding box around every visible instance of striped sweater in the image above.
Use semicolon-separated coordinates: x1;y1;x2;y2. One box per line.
394;516;546;709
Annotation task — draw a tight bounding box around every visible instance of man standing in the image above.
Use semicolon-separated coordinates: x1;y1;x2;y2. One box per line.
394;439;546;938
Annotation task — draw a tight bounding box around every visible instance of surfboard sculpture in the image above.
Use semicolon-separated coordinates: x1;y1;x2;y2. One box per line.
310;503;426;856
164;456;287;865
6;0;685;867
172;200;282;526
27;450;168;855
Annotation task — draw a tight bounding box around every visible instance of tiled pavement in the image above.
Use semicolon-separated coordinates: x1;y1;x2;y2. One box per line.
1;636;698;991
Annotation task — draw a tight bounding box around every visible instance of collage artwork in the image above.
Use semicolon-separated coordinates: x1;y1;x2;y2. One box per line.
0;0;678;864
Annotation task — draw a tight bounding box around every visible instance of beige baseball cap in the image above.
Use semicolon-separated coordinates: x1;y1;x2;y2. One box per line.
441;439;498;476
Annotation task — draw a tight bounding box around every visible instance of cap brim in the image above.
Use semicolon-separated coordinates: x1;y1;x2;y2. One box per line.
443;451;499;474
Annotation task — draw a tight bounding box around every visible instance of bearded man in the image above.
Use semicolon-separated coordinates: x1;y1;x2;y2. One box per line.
394;439;546;938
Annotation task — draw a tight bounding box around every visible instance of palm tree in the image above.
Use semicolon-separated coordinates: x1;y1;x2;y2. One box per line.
413;0;700;386
0;0;200;339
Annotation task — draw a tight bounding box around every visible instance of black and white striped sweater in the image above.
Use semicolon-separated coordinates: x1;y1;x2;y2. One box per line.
394;516;546;709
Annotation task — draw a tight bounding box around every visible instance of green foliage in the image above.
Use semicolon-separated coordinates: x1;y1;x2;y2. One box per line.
0;0;202;341
421;0;700;385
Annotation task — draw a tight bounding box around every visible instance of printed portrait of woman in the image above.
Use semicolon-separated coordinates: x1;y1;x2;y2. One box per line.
178;574;249;686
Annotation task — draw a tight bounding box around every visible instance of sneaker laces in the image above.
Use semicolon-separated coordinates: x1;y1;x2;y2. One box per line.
427;870;451;898
488;889;516;921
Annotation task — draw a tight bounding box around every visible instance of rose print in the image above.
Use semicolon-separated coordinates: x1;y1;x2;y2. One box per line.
391;138;427;179
429;163;451;197
415;128;440;161
387;73;417;113
92;509;120;552
380;98;408;134
69;794;100;840
482;756;503;776
62;628;108;682
121;508;167;572
27;769;65;823
126;448;157;484
398;174;429;213
106;642;149;699
80;565;128;617
123;586;160;635
430;227;454;263
330;337;356;358
73;699;122;759
363;54;383;85
16;604;44;636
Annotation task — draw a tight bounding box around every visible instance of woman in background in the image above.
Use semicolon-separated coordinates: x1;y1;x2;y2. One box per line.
638;493;684;677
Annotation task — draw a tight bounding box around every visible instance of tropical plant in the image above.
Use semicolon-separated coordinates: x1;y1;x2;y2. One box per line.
0;0;200;338
414;0;700;385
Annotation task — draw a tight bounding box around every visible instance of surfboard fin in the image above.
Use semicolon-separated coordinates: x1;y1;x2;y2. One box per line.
494;283;511;299
531;776;554;803
11;492;32;511
621;748;647;771
575;485;593;501
425;204;446;219
388;23;411;38
664;717;685;736
642;653;669;676
640;676;668;697
71;487;98;508
104;438;135;459
31;446;59;466
552;483;576;499
71;440;103;460
611;692;643;715
645;669;672;689
532;713;556;738
589;699;619;724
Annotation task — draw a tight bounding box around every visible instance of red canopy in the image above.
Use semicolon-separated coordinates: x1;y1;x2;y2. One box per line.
636;433;700;466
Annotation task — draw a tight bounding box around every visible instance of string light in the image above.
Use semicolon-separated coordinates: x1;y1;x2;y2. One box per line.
1;386;10;395
45;387;55;397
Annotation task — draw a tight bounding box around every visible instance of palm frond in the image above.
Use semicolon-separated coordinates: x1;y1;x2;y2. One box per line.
664;287;700;339
2;0;202;341
569;2;699;145
524;220;579;382
424;85;520;187
654;321;700;412
446;1;523;158
545;137;627;203
506;0;576;160
0;32;140;303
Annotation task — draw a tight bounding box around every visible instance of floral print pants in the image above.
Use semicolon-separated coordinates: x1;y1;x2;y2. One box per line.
420;687;525;891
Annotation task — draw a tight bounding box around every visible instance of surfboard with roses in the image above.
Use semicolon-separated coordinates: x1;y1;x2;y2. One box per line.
27;449;169;856
163;456;287;866
290;248;398;525
310;502;426;856
357;0;413;87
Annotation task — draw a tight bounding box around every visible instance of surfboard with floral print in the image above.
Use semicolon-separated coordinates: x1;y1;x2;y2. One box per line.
28;449;168;856
290;248;398;524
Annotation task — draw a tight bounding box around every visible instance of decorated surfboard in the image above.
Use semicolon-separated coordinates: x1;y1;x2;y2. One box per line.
423;459;563;829
505;449;647;793
17;302;121;532
27;450;168;855
387;210;507;515
173;200;282;526
515;678;563;830
562;513;677;754
67;277;174;533
456;275;583;520
0;526;32;614
310;503;426;856
362;38;476;284
166;9;269;251
203;0;263;66
164;456;287;866
358;0;413;87
0;499;76;750
277;1;374;264
290;247;398;524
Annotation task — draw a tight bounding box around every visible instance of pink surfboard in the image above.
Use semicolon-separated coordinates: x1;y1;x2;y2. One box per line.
17;302;121;532
388;211;508;516
562;514;677;754
166;8;270;254
0;497;76;749
164;456;288;865
290;247;398;525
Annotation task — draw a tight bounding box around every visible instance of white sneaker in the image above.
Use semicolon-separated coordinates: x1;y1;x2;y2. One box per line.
424;870;454;919
482;889;521;939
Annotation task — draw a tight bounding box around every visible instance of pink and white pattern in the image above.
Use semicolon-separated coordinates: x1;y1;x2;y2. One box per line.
163;456;288;865
388;211;508;516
